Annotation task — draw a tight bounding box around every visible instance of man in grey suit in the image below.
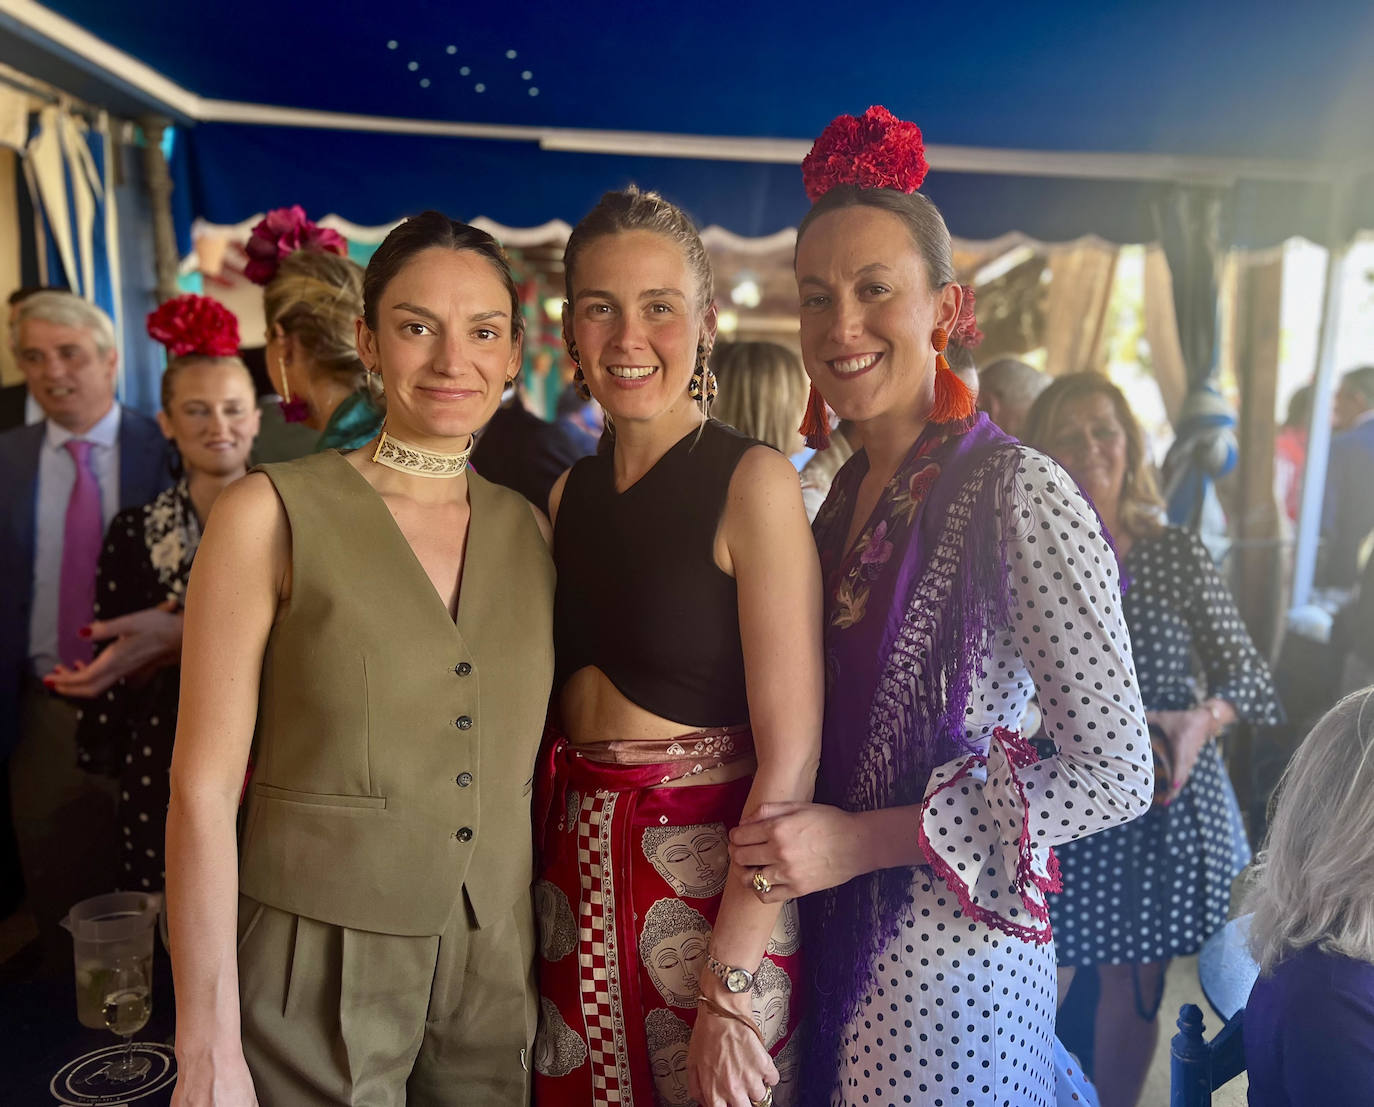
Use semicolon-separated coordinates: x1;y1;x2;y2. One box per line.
0;292;171;946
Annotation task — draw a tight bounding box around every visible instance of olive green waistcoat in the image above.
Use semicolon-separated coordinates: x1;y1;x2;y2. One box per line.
238;452;554;936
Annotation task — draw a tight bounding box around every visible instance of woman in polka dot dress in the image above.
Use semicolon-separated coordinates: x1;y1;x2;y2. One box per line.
71;305;259;893
1027;372;1282;1107
727;108;1152;1107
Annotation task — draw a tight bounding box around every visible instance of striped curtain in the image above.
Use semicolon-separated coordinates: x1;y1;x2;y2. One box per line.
23;104;126;395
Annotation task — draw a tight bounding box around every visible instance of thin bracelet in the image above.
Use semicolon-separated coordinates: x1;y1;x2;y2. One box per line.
697;994;765;1048
1203;699;1227;739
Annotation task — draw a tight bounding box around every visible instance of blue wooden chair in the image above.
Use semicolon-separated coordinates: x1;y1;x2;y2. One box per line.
1170;1003;1247;1107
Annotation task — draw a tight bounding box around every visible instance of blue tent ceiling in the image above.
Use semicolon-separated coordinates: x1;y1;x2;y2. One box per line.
14;0;1374;244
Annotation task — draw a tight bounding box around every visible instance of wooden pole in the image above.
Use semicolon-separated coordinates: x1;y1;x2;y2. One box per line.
1232;254;1284;655
1227;254;1284;838
139;114;179;304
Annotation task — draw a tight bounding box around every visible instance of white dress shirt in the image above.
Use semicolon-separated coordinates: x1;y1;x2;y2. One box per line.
29;403;122;674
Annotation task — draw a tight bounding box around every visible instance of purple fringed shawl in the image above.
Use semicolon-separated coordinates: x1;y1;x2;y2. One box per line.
804;413;1025;1097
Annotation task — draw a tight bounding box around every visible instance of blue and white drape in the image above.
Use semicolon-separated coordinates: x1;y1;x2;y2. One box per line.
1155;185;1239;560
23;104;126;396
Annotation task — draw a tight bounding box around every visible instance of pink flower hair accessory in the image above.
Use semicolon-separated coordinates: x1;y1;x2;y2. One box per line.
243;205;348;286
954;285;984;348
801;105;929;202
146;294;240;358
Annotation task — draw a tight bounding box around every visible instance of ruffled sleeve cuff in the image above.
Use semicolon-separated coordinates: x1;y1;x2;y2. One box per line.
917;727;1062;945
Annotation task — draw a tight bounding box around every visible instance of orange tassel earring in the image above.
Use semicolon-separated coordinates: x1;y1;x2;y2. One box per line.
799;383;831;450
928;327;977;423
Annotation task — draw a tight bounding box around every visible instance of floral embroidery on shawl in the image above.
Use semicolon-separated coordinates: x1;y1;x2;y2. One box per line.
142;479;202;605
821;428;956;632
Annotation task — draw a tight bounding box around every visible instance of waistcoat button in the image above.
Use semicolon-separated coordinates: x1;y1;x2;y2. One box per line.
455;716;473;730
454;662;472;676
456;772;473;787
455;826;474;842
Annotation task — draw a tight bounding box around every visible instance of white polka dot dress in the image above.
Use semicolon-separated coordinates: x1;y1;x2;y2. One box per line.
824;448;1152;1107
1049;526;1282;966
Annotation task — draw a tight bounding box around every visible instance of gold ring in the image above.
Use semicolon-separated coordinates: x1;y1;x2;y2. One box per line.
750;1087;774;1107
752;870;772;895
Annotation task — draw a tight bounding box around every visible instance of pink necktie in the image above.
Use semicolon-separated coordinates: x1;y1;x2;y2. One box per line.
59;439;102;666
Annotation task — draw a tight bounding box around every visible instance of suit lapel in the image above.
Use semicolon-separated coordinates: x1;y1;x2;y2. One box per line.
0;424;44;649
2;422;44;559
117;407;172;510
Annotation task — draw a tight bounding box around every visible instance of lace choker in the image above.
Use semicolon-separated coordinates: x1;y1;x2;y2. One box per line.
370;428;473;478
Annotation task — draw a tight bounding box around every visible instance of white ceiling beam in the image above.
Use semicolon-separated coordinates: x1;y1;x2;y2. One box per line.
0;0;200;117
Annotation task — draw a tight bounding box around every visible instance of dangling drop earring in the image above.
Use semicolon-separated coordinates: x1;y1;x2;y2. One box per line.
277;355;310;424
799;384;831;450
568;342;591;402
929;327;977;423
687;343;717;407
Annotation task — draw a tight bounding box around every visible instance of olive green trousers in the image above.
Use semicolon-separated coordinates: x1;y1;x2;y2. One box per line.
238;890;535;1106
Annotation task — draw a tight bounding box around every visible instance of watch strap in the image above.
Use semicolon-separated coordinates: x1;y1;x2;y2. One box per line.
705;953;755;990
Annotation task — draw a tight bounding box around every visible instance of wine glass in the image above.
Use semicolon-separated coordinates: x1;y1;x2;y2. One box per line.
100;955;152;1082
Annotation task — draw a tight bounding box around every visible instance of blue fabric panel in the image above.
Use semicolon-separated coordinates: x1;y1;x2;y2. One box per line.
185;124;807;238
84;127;116;325
167;126;195;259
39;0;1374;165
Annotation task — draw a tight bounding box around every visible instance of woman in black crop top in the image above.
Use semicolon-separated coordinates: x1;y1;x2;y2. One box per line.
532;187;823;1107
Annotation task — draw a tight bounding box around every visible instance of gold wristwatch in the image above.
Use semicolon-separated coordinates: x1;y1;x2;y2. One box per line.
705;953;755;994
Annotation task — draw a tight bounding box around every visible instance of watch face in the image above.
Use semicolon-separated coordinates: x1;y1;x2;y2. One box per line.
725;968;752;993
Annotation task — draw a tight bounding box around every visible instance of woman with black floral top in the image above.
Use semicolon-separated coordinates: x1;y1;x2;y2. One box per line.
68;339;259;891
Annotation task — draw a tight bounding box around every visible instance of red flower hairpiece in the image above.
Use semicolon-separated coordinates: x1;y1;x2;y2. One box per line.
243;205;348;286
801;105;929;202
146;294;240;358
954;285;984;348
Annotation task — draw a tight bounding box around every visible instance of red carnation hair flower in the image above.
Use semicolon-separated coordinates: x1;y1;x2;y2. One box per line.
801;105;929;202
243;204;348;286
146;294;241;358
954;285;984;348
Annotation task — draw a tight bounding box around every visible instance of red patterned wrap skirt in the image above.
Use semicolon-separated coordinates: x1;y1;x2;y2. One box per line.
532;727;805;1107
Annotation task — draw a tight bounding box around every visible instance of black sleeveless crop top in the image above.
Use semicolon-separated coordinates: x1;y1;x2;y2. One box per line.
553;419;759;727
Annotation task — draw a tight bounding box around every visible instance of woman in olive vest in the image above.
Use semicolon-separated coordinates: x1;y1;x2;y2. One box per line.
165;212;554;1107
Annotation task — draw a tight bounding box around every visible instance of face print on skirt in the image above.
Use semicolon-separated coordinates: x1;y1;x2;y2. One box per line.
534;879;577;962
645;1007;693;1106
640;822;730;898
640;898;712;1007
771;1030;802;1106
752;956;792;1050
533;995;588;1078
765;898;801;956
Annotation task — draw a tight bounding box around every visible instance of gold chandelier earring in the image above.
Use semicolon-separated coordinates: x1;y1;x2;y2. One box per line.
278;356;310;423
